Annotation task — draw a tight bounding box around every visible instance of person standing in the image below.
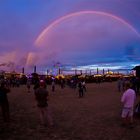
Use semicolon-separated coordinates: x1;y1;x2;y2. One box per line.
51;79;55;92
60;79;65;89
0;82;10;122
78;80;84;98
82;80;86;92
27;78;31;93
135;77;140;95
117;77;123;92
34;81;53;127
121;82;136;128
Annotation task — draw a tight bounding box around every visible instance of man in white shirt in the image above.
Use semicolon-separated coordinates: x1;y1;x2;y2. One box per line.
121;82;136;128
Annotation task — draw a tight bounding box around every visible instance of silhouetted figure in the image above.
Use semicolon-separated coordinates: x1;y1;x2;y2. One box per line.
27;78;31;93
130;77;137;93
0;83;10;122
52;80;55;92
78;81;84;98
34;81;53;127
135;77;140;94
60;79;65;89
82;80;86;92
117;77;123;92
33;81;40;91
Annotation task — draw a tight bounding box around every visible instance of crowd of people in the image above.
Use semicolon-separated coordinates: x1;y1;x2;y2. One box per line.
0;74;140;129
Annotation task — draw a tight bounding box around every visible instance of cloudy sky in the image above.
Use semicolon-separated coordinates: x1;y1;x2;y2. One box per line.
0;0;140;72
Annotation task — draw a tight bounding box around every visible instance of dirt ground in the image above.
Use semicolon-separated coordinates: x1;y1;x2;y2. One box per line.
0;82;140;140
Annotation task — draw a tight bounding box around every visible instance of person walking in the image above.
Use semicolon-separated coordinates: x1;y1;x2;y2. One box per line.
34;80;53;127
121;82;136;128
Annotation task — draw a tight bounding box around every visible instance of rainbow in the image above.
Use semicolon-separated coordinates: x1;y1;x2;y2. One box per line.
35;10;140;46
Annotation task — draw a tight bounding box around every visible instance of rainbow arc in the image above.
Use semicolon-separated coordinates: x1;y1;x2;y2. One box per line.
35;10;140;46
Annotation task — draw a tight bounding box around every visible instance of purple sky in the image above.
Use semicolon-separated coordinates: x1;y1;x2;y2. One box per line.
0;0;140;72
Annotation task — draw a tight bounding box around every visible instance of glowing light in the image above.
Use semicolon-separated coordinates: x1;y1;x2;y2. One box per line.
26;52;37;66
35;10;140;46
